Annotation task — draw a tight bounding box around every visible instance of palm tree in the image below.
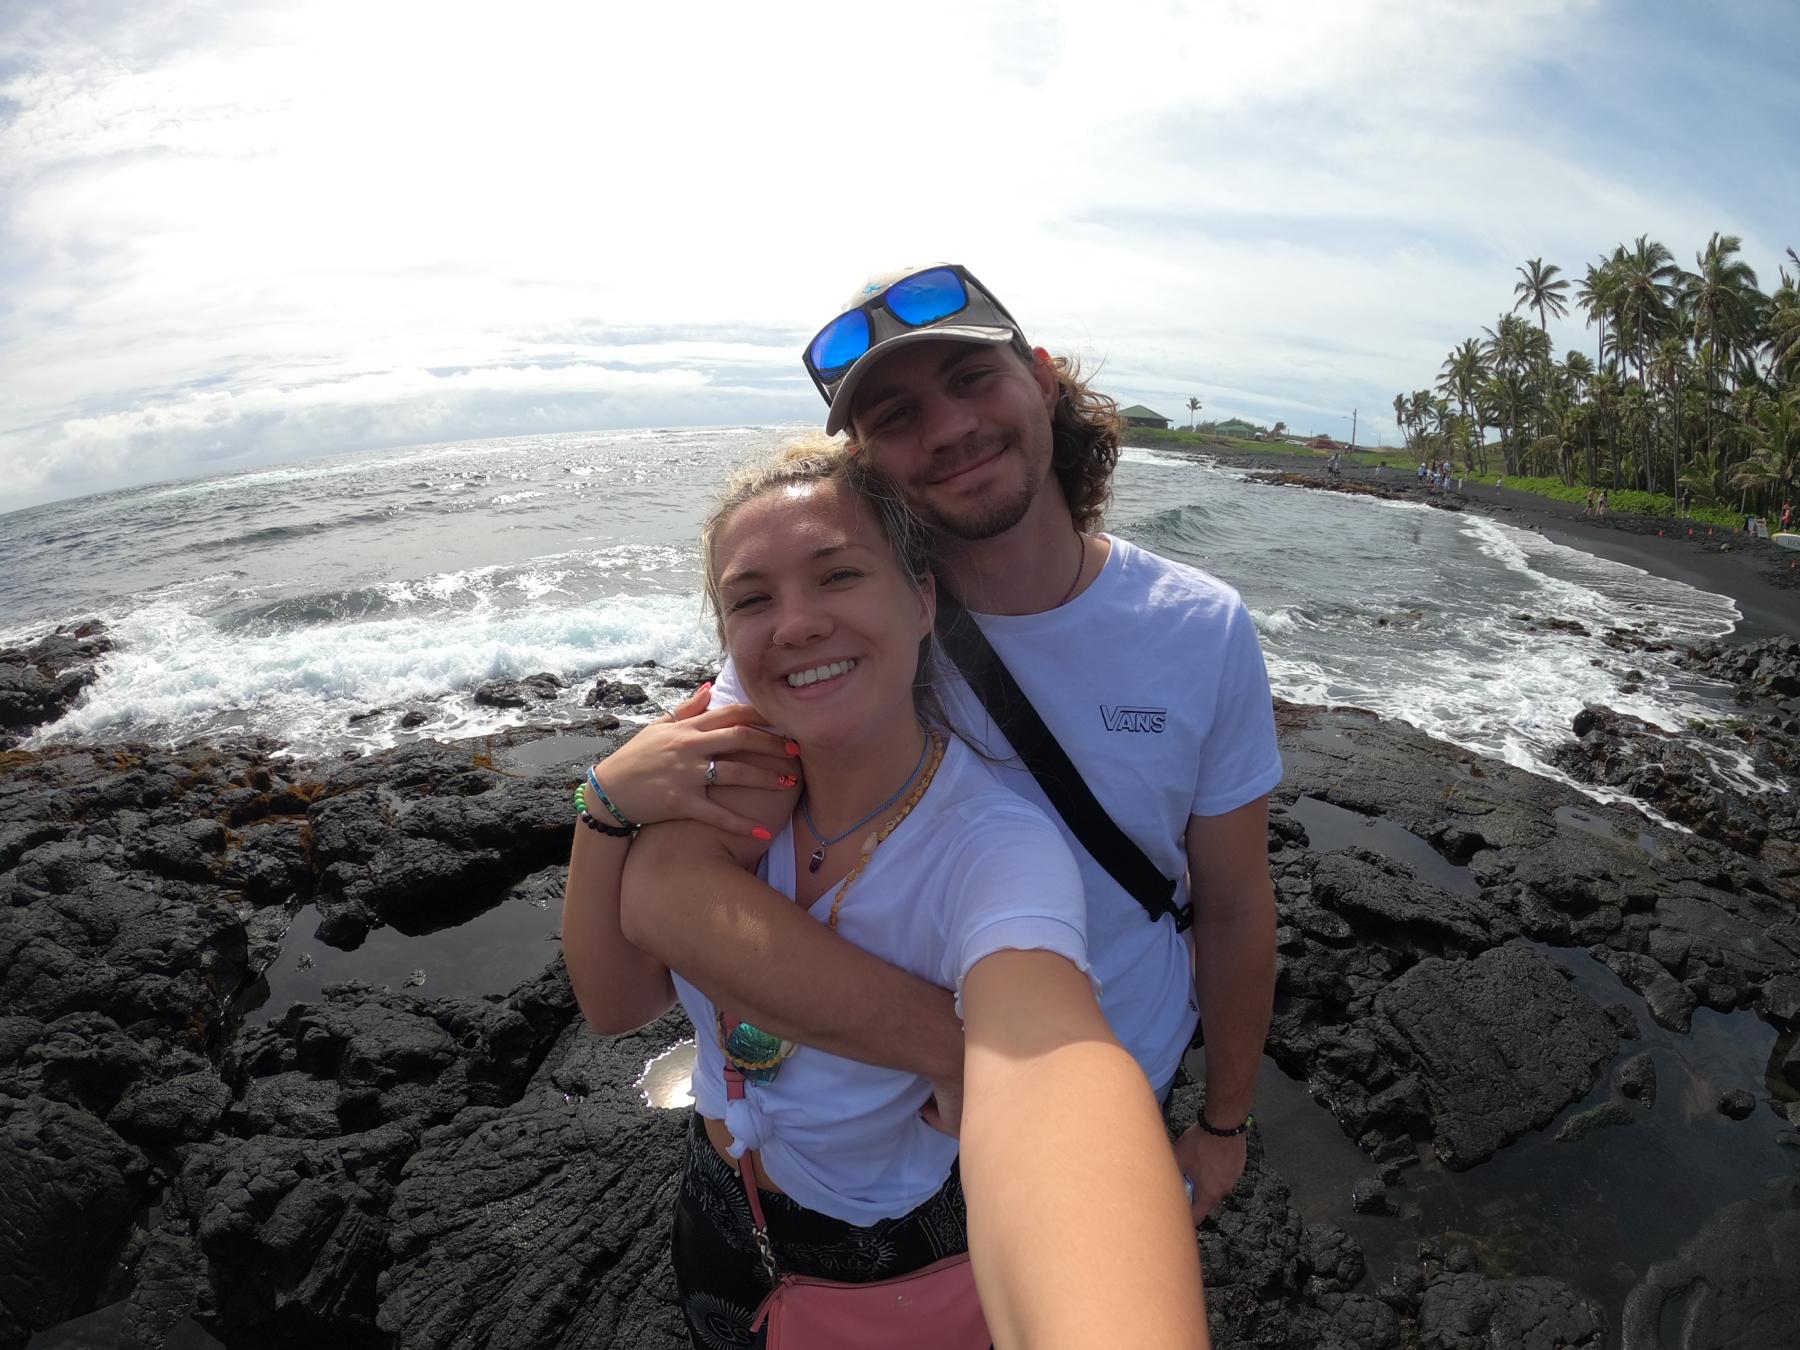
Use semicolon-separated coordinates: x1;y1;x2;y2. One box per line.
1681;232;1762;470
1649;335;1692;494
1766;250;1800;385
1732;391;1800;515
1438;338;1486;468
1615;236;1680;386
1576;256;1620;373
1514;257;1571;334
1185;396;1202;430
1393;393;1408;448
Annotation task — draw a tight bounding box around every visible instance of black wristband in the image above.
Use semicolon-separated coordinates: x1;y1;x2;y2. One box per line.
1197;1111;1253;1138
577;808;636;839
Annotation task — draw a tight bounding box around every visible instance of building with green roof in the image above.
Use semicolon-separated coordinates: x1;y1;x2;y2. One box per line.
1118;404;1171;429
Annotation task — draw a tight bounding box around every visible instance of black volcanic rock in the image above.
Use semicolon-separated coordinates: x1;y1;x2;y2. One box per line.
377;1012;693;1349
1620;1185;1800;1350
1418;1271;1604;1350
474;672;566;708
1371;945;1620;1169
0;1096;152;1347
0;620;113;735
583;678;650;709
5;698;1800;1347
305;741;573;944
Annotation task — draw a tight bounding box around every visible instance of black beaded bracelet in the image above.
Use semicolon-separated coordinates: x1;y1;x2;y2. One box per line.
1197;1112;1253;1138
576;807;636;839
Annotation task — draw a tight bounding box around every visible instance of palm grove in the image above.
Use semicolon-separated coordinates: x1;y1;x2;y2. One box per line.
1393;236;1800;519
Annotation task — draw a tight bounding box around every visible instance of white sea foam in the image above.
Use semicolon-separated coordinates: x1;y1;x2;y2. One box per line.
1252;605;1316;637
36;590;720;755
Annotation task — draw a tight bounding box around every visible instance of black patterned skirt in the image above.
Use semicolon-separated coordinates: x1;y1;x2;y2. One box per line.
670;1111;972;1350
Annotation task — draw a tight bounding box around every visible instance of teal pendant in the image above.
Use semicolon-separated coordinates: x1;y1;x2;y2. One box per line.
724;1020;787;1084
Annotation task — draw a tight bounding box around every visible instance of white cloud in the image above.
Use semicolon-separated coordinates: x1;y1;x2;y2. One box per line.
1;0;1794;509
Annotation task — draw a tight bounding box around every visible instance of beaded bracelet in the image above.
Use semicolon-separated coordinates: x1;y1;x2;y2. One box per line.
576;805;635;838
585;768;637;830
573;783;636;837
1196;1112;1254;1138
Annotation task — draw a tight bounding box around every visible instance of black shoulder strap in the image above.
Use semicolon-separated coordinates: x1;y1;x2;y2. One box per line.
935;592;1189;931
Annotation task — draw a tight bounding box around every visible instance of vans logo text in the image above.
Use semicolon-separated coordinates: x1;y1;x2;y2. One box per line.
1100;705;1167;733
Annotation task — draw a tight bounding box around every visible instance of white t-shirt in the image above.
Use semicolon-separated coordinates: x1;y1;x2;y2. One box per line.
713;533;1281;1091
673;736;1091;1226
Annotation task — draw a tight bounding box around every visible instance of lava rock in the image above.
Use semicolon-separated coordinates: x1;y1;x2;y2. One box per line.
1418;1271;1604;1350
1372;945;1620;1169
583;679;650;709
0;621;113;732
1621;1186;1800;1349
1617;1052;1657;1105
1716;1088;1756;1120
473;672;566;708
1350;1174;1390;1214
0;1096;152;1345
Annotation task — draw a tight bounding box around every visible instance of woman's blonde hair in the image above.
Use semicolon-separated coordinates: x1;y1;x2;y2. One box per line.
701;437;946;727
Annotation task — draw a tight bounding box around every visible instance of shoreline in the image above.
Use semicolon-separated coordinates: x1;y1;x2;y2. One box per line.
1167;444;1797;645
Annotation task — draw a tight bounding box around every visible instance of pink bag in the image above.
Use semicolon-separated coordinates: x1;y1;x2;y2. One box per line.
749;1252;987;1347
724;1065;990;1349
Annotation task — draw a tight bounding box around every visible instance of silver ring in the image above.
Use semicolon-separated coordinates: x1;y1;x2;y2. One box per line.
704;759;718;787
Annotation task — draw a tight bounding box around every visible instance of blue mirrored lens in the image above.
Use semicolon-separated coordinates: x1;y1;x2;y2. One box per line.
885;268;969;326
809;310;871;375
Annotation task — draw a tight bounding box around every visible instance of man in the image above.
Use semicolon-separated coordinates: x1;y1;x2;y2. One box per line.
620;263;1281;1219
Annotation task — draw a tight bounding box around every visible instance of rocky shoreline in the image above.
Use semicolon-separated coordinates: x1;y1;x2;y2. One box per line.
3;618;1799;1349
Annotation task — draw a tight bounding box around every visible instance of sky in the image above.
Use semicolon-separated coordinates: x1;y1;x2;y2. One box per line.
1;0;1795;513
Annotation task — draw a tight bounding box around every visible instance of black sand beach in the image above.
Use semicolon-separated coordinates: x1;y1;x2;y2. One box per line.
1190;445;1796;643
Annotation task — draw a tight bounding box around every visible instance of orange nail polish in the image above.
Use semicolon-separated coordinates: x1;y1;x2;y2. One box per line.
784;740;801;756
698;680;713;695
778;774;797;788
751;826;773;841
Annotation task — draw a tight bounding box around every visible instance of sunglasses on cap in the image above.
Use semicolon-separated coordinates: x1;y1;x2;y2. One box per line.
802;264;1028;416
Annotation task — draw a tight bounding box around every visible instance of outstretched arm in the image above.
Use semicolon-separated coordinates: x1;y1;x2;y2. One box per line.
960;950;1209;1350
1174;796;1277;1221
621;824;966;1093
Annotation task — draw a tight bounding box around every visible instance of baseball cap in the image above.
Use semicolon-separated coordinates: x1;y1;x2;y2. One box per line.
803;264;1029;436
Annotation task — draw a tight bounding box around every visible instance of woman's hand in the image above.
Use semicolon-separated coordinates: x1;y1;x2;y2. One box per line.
591;683;799;840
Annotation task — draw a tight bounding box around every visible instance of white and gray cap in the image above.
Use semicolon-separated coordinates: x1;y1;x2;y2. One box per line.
805;264;1030;436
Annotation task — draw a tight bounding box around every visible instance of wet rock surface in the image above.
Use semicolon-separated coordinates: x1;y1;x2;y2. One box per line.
472;672;566;709
0;620;113;746
1549;636;1800;883
1619;1182;1800;1350
4;698;1798;1347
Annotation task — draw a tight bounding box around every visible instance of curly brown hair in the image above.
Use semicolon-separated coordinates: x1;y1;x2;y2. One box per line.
1043;352;1122;532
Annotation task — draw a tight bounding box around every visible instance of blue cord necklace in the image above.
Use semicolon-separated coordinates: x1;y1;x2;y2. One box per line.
799;732;931;873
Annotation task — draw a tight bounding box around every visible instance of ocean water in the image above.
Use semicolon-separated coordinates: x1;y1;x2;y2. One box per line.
0;427;1758;808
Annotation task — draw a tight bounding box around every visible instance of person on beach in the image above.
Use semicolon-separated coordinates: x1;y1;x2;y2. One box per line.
1599;489;1610;518
1583;489;1594;517
564;444;1208;1348
620;262;1283;1238
1783;499;1793;530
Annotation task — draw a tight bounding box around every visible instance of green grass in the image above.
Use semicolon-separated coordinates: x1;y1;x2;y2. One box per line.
1476;474;1741;529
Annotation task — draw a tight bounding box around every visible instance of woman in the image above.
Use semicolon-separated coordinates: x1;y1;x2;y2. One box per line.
562;443;1207;1349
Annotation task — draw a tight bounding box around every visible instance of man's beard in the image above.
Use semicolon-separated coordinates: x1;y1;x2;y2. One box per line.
906;438;1044;542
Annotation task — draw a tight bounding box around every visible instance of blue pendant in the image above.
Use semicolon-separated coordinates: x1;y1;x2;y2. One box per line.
724;1020;787;1084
